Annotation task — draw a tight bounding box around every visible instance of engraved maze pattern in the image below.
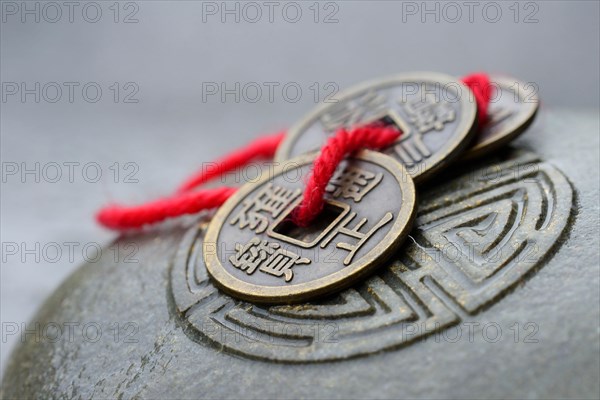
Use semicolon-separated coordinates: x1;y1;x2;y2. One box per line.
170;150;573;362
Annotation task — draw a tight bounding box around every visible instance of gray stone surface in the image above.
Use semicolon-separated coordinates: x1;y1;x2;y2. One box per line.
1;110;599;399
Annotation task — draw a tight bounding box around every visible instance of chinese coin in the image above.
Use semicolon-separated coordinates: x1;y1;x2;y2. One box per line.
462;75;539;160
204;150;417;303
275;72;478;183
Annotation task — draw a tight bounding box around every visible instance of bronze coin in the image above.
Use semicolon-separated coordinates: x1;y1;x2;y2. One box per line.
203;150;417;304
462;75;539;160
275;72;478;183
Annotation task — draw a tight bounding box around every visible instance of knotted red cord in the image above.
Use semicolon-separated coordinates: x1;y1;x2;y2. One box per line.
97;73;491;230
293;124;399;227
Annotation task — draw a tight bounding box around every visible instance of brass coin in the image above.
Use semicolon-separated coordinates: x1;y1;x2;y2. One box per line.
203;150;417;304
275;72;478;183
462;75;539;160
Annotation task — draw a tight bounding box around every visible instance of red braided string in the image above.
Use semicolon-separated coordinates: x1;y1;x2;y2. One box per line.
96;73;491;231
97;187;237;230
96;132;284;230
292;124;400;227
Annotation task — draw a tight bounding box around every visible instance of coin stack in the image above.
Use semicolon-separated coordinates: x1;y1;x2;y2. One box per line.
199;72;540;304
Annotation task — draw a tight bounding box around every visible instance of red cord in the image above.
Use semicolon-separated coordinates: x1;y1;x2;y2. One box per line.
97;187;237;230
96;73;491;231
96;132;284;230
292;124;399;227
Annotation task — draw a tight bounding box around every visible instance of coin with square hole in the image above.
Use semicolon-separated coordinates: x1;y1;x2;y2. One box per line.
275;72;478;183
203;150;417;304
462;76;539;160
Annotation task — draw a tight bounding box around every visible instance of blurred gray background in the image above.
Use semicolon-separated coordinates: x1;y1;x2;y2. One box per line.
1;0;599;374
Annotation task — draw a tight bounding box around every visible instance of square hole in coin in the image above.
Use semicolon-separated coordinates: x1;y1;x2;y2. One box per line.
269;201;348;248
